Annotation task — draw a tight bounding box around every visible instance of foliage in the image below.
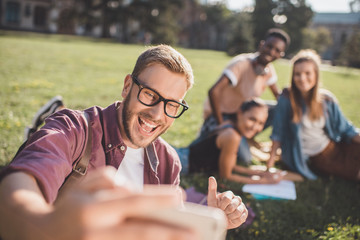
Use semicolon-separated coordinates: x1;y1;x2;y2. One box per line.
339;31;360;68
301;27;333;55
133;0;183;45
278;0;313;54
252;0;313;55
192;3;256;53
71;0;255;52
74;0;183;44
54;0;321;56
198;2;232;50
226;12;255;56
350;0;360;12
0;31;359;239
252;0;277;47
75;0;123;38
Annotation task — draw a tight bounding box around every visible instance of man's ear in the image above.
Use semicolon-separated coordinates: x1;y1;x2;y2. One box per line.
122;74;133;99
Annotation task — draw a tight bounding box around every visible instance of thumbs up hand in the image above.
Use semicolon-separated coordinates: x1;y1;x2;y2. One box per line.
207;176;248;229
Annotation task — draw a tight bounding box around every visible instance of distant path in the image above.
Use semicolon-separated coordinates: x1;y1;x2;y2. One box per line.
278;59;360;75
319;63;360;75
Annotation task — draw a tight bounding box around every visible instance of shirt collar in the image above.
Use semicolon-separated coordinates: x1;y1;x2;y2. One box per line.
102;101;125;153
101;101;160;175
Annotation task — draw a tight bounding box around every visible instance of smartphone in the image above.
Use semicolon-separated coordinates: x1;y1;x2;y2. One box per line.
115;176;227;239
140;202;227;240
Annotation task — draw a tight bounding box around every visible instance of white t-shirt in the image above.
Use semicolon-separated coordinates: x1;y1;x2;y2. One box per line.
300;113;330;157
203;53;277;119
115;146;145;192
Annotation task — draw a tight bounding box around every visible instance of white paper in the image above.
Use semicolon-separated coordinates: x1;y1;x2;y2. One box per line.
242;180;297;200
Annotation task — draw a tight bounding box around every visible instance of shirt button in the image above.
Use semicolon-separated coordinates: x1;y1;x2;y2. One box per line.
120;145;125;151
108;144;112;148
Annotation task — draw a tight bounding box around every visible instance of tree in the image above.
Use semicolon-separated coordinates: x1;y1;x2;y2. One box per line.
226;12;255;56
74;0;128;39
252;0;313;55
177;0;204;49
340;31;360;68
180;2;235;51
202;2;232;50
252;0;277;48
301;27;333;55
279;0;313;54
350;0;360;12
140;0;183;45
73;0;182;44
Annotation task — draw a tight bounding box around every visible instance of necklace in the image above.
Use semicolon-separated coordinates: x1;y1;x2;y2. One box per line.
253;65;269;76
252;57;269;76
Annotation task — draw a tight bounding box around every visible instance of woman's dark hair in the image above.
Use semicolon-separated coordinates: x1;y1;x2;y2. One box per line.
240;98;267;113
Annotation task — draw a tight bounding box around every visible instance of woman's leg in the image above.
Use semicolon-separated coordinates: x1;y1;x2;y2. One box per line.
309;141;360;181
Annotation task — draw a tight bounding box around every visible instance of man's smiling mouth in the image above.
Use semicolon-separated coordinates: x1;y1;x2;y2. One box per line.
138;117;158;133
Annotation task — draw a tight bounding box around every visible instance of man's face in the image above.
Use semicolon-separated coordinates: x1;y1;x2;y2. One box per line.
119;64;188;148
257;36;286;65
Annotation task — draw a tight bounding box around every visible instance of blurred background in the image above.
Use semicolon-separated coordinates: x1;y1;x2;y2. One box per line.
1;0;359;68
1;3;359;239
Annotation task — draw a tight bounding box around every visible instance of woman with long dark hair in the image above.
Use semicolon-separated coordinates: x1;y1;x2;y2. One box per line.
178;98;301;184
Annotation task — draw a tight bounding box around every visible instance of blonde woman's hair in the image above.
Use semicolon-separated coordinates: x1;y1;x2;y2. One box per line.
131;44;194;90
289;49;323;123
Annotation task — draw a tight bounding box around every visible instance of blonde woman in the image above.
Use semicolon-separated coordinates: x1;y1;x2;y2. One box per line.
267;49;360;181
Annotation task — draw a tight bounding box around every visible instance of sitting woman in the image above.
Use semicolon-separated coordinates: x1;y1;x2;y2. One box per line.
177;98;301;184
267;49;360;181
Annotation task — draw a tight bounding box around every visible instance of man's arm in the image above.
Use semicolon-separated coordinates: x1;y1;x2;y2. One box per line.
269;83;281;100
0;172;53;240
0;168;198;240
208;76;231;125
267;140;281;169
217;130;281;185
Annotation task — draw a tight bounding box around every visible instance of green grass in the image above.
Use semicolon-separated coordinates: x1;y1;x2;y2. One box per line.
1;30;359;239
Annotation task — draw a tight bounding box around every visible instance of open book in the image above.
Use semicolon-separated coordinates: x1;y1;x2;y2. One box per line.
242;180;297;200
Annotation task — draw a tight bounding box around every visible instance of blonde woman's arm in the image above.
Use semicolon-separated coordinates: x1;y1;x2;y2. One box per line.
267;140;281;169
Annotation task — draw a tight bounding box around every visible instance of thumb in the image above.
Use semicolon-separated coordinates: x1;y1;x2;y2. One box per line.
207;176;218;207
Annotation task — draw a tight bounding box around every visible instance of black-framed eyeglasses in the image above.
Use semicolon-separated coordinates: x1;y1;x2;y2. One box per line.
131;75;189;118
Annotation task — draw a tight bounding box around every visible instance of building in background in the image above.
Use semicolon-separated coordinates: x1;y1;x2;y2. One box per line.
0;0;202;43
1;0;52;32
311;12;360;62
0;0;102;36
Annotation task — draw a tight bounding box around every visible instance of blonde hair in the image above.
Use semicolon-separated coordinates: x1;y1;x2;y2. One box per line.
131;45;194;90
289;49;323;123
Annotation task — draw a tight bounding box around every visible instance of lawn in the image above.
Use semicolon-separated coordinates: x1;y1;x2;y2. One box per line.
0;30;359;239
